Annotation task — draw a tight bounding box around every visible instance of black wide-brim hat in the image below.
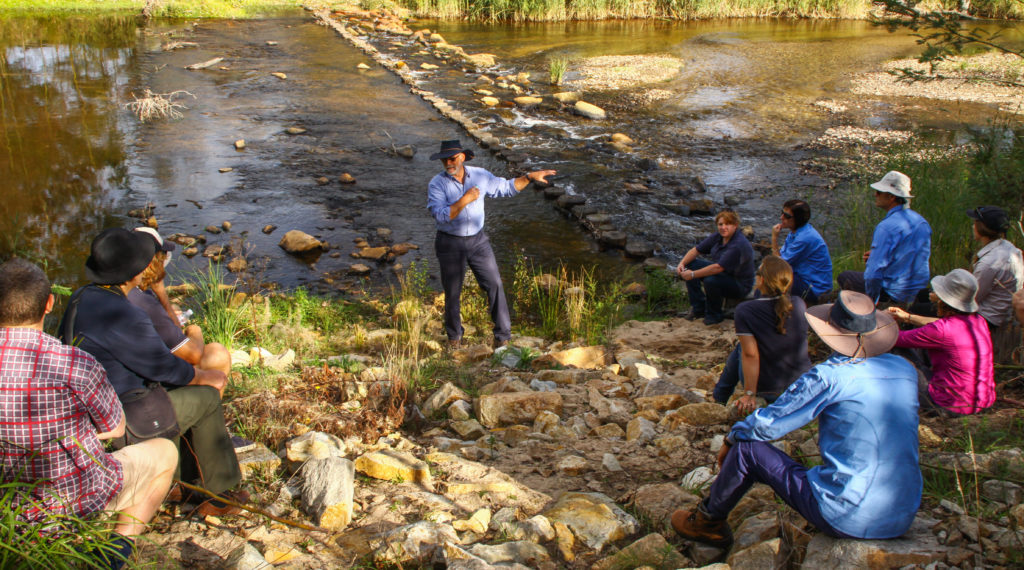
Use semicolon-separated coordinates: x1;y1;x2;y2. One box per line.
429;139;475;161
85;227;157;285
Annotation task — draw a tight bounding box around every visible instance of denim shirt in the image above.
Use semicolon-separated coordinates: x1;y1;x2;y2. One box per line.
426;165;518;236
865;207;932;303
728;352;922;539
780;223;833;296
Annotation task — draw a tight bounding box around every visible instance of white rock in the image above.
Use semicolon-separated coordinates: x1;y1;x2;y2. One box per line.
602;453;623;472
448;400;473;421
680;465;716;492
300;457;355;530
530;379;557;392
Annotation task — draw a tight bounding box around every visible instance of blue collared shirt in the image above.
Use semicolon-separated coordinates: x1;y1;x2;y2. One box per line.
427;165;518;236
780;223;833;296
865;206;931;303
728;352;922;539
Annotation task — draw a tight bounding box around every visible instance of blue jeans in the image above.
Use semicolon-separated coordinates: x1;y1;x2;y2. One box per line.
684;259;749;320
703;441;854;538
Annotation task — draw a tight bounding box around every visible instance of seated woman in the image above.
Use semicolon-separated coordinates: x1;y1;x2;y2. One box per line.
966;206;1023;331
888;268;994;415
130;228;231;379
677;210;756;325
771;199;833;304
712;256;812;413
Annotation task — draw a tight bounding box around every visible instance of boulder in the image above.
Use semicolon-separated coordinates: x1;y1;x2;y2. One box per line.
449;400;473;421
591;533;688;570
349;263;371;276
547;346;609;369
543;492;639;551
982;479;1023;504
632;483;699;528
557;455;589;476
626;417;656;443
635;394;685;413
624;362;659;381
279;230;323;253
492;514;555;543
300;457;355;530
727;537;783;570
732;511;780;551
424;382;471;416
599;231;628;249
285;431;346;463
237;444;281;480
476;391;563;428
374;521;459;564
573;100;607;119
451;419;487;440
602;453;623;472
551;91;579;104
533;410;561;434
663;403;729;427
355;449;432;488
467;541;550;566
465;53;497;67
802;516;945;568
513;96;543;108
588;387;631;425
589;423;625;439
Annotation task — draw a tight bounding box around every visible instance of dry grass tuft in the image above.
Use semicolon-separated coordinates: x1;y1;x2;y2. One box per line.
124;89;196;122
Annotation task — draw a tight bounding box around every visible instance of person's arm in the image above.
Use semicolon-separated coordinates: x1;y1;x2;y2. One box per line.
512;170;557;192
427;178;476;224
972;261;997;306
771;224;784;257
676;247;699;278
728;364;834;445
96;415;126;440
735;335;760;414
1014;287;1024;325
681;263;725;281
892;319;947;350
864;227;896;300
172;336;203;366
148;280;179;327
887;307;939;327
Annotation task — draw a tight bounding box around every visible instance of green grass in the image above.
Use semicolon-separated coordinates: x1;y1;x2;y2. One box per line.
400;0;872;20
548;55;569;85
0;0;300;17
0;481;129;569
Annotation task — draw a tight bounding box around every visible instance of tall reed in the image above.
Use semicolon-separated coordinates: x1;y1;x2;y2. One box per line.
400;0;873;20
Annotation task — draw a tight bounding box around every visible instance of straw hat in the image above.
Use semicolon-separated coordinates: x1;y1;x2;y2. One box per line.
805;291;898;358
930;268;979;313
870;171;913;199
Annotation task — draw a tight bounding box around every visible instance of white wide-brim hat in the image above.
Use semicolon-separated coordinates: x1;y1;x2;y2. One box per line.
931;268;979;313
870;170;913;199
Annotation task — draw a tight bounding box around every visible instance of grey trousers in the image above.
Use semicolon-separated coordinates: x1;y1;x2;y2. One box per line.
166;385;241;495
435;231;511;342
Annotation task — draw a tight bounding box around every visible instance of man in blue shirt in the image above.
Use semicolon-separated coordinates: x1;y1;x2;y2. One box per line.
771;199;832;304
426;140;555;349
673;291;921;545
838;171;932;304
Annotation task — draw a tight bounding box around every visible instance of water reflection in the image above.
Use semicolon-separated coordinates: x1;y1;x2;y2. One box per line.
0;15;138;284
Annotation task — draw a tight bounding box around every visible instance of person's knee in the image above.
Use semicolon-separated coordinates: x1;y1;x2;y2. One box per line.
148;437;179;471
201;342;231;372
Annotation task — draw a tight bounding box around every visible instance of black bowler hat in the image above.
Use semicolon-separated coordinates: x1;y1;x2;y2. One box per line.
85;228;157;285
967;206;1010;233
429;139;475;161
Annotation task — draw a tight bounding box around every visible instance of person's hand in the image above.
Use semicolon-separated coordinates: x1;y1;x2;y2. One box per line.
528;170;557;186
1013;288;1024;325
771;223;782;238
735;394;758;415
717;440;732;470
463;186;480;203
887;306;910;323
862;249;871;262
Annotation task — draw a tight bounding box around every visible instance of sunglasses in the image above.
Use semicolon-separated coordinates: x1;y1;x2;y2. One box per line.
780;211;793;219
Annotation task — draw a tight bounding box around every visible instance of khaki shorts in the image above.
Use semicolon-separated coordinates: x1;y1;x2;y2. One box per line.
106;439;175;513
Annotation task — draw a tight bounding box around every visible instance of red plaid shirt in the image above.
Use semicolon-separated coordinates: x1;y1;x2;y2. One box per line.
0;327;123;521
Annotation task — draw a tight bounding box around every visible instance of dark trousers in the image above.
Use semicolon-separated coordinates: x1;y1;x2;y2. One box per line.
166;385;241;495
790;274;822;305
704;441;853;538
435;231;511;342
713;344;781;404
684;259;748;320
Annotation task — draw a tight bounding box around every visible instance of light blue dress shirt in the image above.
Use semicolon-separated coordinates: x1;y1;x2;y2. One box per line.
780;223;833;296
865;206;931;303
728;352;922;539
426;165;518;236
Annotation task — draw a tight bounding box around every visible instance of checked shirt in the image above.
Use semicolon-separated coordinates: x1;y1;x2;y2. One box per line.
0;327;123;522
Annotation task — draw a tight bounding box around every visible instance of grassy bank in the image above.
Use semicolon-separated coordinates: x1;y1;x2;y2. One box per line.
392;0;1024;21
830;124;1024;279
0;0;300;18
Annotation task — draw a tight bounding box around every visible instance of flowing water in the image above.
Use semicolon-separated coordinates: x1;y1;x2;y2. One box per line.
1;12;1020;292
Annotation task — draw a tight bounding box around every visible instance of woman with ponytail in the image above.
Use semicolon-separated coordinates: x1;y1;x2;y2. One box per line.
712;256;812;414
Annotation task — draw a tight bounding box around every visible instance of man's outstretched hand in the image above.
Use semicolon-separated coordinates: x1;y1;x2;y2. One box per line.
528;170;557;186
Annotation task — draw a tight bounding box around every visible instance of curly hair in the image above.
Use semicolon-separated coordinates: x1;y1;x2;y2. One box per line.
138;251;168;291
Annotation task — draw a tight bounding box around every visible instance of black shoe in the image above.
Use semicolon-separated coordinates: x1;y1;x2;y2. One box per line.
703;314;725;325
684;310;705;321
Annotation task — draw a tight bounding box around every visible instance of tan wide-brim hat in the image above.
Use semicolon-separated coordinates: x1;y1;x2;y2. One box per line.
805;290;898;358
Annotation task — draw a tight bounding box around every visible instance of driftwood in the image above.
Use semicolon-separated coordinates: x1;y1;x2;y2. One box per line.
185;57;224;70
164;41;199;51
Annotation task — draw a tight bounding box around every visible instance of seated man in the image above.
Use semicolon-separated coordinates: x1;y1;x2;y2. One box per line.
837;171;931;304
0;258;177;563
673;291;921;545
60;228;245;516
130;227;231;378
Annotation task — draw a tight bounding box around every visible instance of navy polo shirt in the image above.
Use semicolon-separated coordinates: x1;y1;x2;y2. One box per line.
696;231;756;290
60;285;195;396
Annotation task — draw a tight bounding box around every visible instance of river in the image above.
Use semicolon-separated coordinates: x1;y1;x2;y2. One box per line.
1;11;1019;293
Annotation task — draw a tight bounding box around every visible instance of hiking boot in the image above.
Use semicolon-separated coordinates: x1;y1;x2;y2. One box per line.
702;314;725;326
683;309;705;321
493;338;509;350
196;489;250;517
446;339;462;351
671;507;733;548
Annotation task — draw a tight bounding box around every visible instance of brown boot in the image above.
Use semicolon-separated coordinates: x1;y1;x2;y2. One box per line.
671;507;733;548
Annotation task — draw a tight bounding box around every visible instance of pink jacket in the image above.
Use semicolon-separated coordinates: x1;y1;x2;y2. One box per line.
895;313;994;415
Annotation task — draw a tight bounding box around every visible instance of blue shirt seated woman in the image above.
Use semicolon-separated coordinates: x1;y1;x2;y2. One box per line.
712;255;812;413
676;210;756;326
771;199;832;304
